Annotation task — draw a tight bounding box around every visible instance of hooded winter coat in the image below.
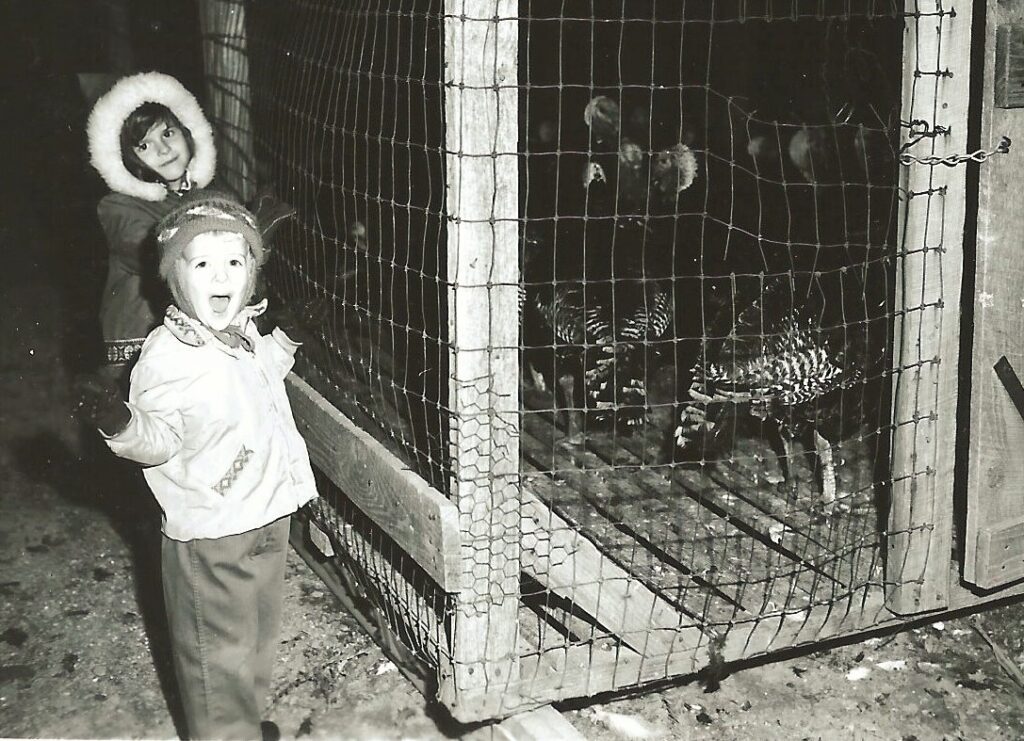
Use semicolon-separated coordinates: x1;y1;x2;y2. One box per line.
87;72;217;366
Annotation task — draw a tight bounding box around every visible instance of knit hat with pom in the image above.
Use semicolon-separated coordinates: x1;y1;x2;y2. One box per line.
156;193;265;281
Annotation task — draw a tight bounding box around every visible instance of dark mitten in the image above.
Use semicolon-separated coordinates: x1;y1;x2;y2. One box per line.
249;188;297;253
272;295;332;338
73;373;131;436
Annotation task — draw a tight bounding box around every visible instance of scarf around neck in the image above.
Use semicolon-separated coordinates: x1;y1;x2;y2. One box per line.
163;300;268;354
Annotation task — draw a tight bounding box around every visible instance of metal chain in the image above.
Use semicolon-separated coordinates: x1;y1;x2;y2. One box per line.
899;136;1011;167
899;118;1011;167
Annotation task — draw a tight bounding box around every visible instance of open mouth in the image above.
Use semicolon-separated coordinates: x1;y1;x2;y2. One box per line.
210;295;232;314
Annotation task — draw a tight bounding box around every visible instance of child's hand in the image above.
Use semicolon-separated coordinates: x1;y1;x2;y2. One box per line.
265;295;331;339
72;373;131;436
249;188;297;251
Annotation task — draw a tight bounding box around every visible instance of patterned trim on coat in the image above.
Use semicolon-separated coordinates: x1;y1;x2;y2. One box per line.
105;338;146;365
213;445;253;496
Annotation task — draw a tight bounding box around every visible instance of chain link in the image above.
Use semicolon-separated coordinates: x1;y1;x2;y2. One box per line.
899;117;1011;167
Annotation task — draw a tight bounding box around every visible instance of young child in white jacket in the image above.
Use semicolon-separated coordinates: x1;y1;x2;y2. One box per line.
75;193;316;741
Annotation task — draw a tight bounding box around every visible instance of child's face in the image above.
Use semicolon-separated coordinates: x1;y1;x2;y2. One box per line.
176;232;253;331
134;120;191;186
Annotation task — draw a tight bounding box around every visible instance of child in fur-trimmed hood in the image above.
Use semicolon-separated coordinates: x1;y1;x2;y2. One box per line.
87;71;217;379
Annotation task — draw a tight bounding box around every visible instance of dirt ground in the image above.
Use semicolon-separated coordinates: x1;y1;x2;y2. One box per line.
4;90;1024;741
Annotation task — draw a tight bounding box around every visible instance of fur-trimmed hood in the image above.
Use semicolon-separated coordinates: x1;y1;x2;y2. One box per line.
87;72;216;203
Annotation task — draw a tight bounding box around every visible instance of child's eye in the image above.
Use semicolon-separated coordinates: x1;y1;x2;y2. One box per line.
230;258;244;267
194;260;207;269
135;142;148;152
163;127;178;138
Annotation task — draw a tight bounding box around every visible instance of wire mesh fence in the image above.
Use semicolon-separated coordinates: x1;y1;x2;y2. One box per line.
247;1;451;491
512;1;909;709
199;0;981;721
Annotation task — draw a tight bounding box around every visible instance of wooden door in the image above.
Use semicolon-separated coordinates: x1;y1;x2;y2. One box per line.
965;4;1024;590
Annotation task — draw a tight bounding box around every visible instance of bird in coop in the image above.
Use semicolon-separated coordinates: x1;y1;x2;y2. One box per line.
785;114;894;187
651;142;699;203
673;274;877;516
743;112;893;188
581;95;698;217
583;94;621;146
521;217;674;443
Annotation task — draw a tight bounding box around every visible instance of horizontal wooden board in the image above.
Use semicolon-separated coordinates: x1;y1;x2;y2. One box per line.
286;373;462;591
974;518;1024;587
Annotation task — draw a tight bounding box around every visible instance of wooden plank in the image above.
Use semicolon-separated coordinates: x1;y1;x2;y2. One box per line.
452;575;1024;721
701;448;888;607
285;373;462;590
886;0;971;613
965;1;1024;589
522;385;846;581
454;645;645;721
726;568;1024;665
520;487;708;661
974;517;1024;587
441;1;522;717
456;637;712;720
199;0;255;201
479;706;587;741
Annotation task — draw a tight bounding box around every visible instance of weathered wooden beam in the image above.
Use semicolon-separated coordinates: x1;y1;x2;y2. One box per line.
472;705;587;741
198;0;255;201
286;373;462;591
440;0;522;719
887;0;971;614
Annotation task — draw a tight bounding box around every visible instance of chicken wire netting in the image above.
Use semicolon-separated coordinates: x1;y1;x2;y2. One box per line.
221;0;964;715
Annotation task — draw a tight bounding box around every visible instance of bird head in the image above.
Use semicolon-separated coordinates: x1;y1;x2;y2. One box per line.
584;95;621;146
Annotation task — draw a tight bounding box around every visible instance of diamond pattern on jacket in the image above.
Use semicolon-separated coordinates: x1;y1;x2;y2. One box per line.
213;445;253;495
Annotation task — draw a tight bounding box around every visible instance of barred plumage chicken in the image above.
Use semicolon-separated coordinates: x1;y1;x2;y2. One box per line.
521;218;674;441
674;274;875;513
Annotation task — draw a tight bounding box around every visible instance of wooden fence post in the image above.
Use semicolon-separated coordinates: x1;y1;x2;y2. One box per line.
198;0;255;202
440;0;521;720
887;0;972;614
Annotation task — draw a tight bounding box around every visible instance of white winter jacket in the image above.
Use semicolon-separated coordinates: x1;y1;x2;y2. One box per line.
105;303;318;541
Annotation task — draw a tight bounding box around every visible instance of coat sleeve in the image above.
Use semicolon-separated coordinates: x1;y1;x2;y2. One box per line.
263;327;301;379
96;196;159;276
103;354;185;466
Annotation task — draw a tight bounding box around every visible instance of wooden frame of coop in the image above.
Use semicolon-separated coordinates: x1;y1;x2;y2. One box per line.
198;0;1024;724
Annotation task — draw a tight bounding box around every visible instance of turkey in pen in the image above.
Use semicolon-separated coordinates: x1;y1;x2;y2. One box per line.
521;217;674;443
674;272;885;515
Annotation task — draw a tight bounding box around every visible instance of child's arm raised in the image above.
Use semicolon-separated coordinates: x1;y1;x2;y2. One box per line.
104;361;186;467
262;327;303;379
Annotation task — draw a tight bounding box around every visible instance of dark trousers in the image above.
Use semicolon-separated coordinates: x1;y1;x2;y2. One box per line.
161;516;291;741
